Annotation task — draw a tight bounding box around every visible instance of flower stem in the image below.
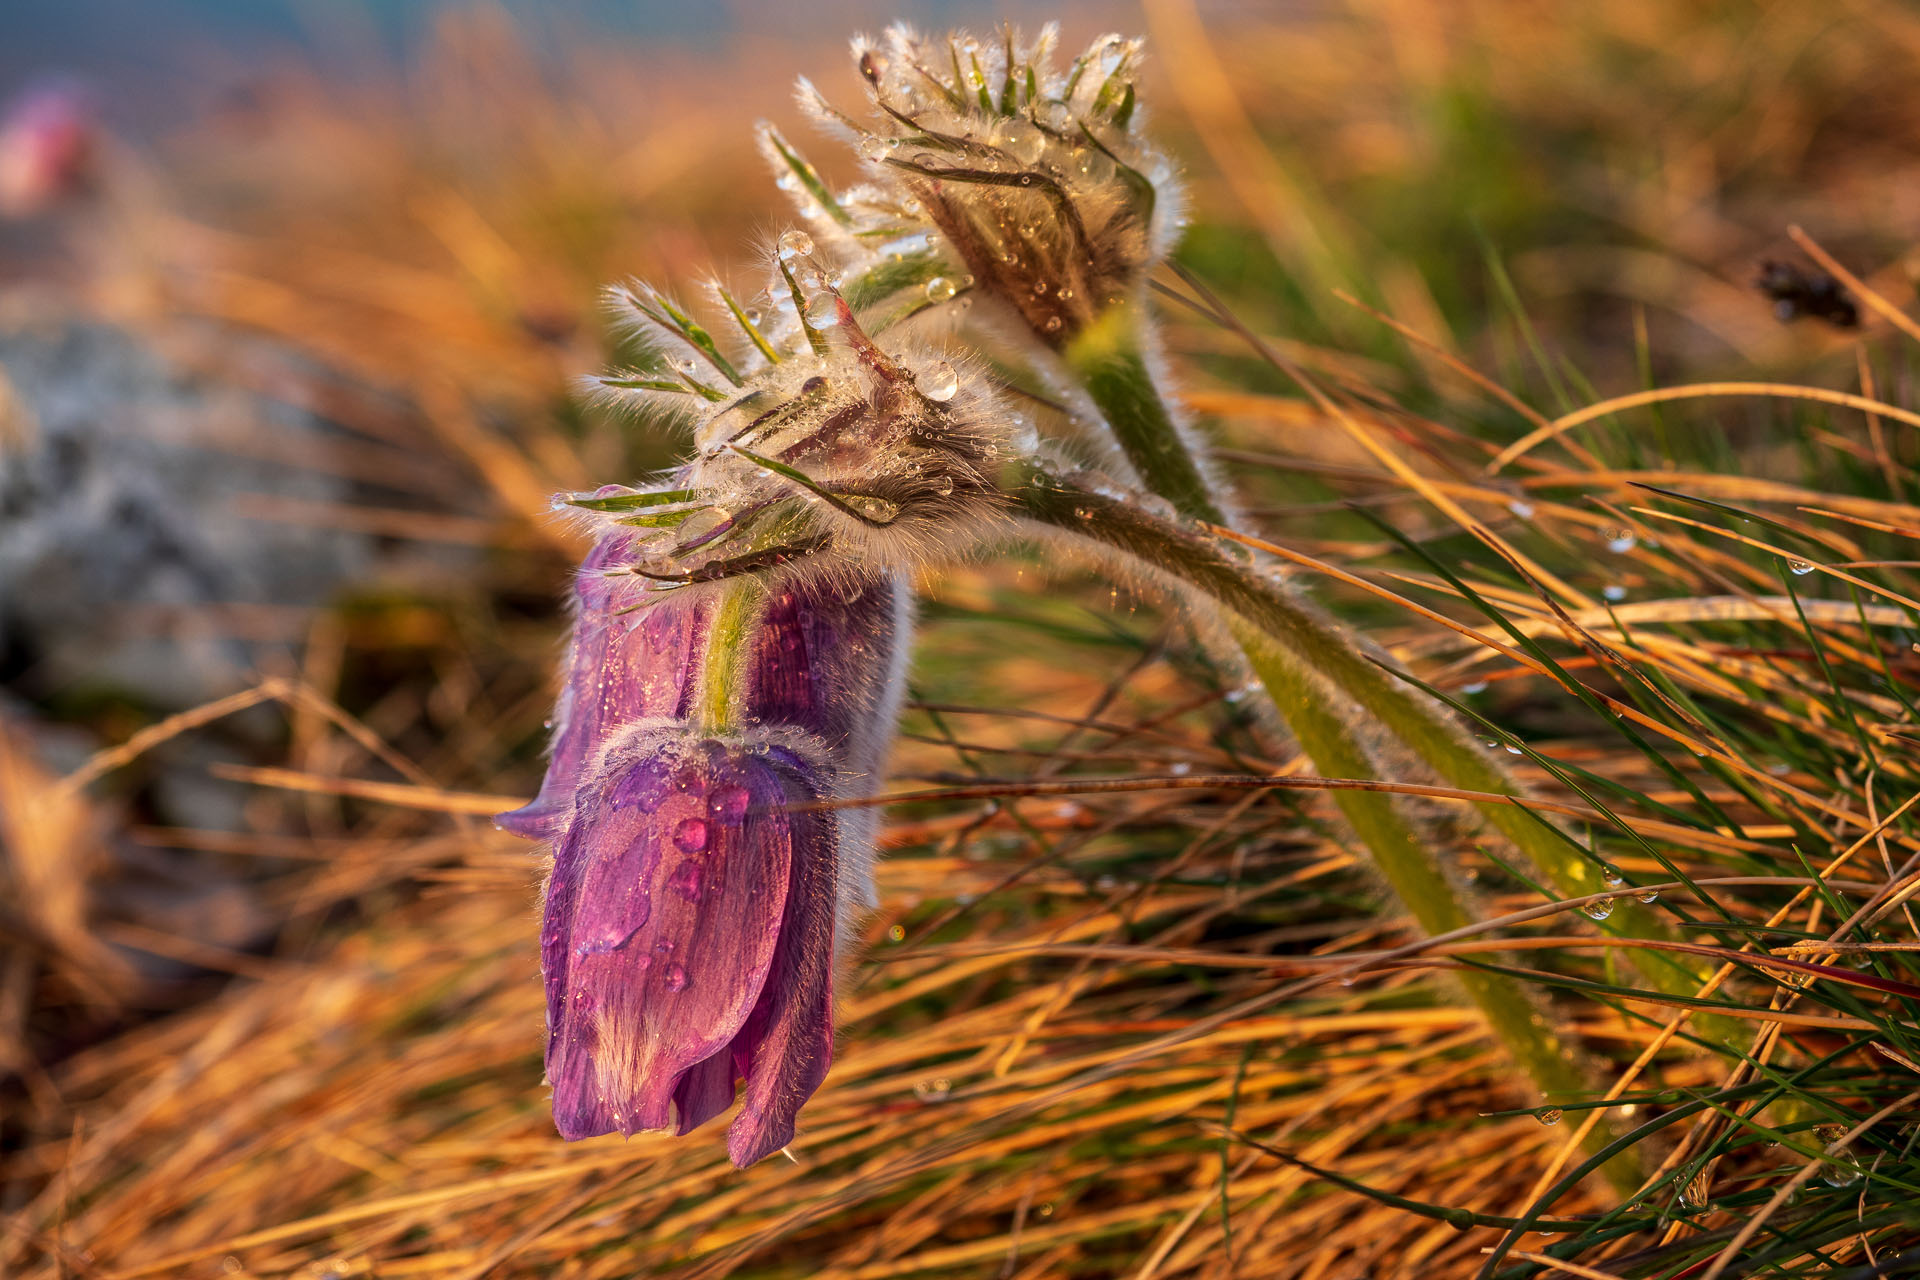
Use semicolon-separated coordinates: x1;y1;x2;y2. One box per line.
1018;467;1635;1185
1063;308;1226;527
1018;457;1733;1041
1057;320;1728;1010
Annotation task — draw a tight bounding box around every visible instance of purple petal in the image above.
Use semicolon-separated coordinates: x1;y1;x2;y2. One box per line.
670;1044;740;1136
544;738;800;1140
751;577;905;775
727;747;840;1166
498;531;707;839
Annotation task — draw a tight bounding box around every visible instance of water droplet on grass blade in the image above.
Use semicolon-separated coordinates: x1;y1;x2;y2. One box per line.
1788;558;1816;576
1538;1108;1562;1126
1582;897;1615;921
778;229;815;259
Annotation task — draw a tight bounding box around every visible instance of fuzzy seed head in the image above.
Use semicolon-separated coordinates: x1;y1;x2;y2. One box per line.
785;25;1186;349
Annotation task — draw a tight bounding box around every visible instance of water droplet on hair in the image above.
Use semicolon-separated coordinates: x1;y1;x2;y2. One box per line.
917;360;960;402
806;290;841;324
925;276;957;302
674;817;710;853
662;962;689;992
1582;897;1615;921
999;117;1045;163
778;229;815;259
1538;1108;1562;1126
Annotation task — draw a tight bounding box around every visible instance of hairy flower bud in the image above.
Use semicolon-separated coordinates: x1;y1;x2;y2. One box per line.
501;520;909;1160
541;731;839;1165
787;25;1185;350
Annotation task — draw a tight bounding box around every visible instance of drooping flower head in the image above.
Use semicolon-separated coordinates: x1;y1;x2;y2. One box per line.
541;729;841;1165
502;239;1043;1162
779;25;1186;351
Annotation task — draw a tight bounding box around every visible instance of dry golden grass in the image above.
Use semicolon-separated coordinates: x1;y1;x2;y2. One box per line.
6;2;1920;1276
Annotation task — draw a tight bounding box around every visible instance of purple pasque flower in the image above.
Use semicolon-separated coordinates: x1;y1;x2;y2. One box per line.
500;528;908;1163
541;730;839;1166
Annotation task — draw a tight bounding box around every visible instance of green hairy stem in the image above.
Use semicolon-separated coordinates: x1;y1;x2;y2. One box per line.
1018;447;1733;1039
1019;466;1635;1186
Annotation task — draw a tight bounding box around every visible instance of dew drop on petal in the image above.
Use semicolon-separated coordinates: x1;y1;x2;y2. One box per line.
917;360;960;402
669;859;705;902
925;276;957;302
662;962;689;993
778;229;814;259
709;785;751;826
674;817;710;853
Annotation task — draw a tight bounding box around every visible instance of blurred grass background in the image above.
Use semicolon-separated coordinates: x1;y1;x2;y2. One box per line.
4;1;1920;1276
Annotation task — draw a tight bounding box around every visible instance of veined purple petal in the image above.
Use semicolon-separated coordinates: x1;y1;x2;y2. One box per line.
545;737;810;1140
497;532;706;839
752;576;906;772
726;744;839;1165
